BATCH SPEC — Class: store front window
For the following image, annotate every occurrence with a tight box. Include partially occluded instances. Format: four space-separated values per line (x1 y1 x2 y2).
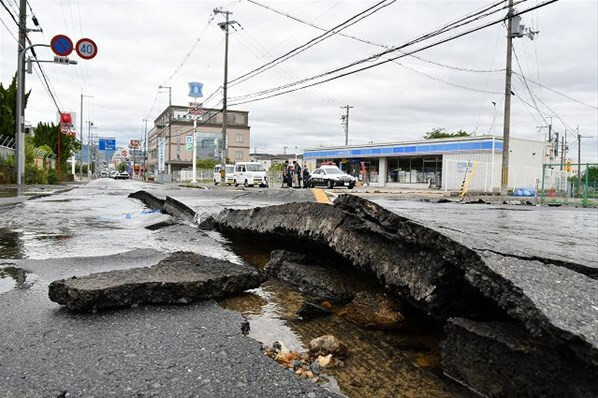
387 156 442 184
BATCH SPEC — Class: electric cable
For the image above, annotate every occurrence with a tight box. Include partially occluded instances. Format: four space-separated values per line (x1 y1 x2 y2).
228 0 557 106
229 0 525 102
512 72 598 110
228 0 397 88
246 0 506 74
0 0 19 27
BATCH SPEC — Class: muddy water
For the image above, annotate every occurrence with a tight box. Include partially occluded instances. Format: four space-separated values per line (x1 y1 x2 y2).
219 244 472 398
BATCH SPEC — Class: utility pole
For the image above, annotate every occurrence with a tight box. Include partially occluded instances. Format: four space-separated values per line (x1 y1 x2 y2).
158 85 172 175
80 92 93 181
561 136 567 170
191 119 197 184
214 8 235 165
15 0 27 186
341 105 353 146
577 127 581 195
143 119 148 181
500 0 514 195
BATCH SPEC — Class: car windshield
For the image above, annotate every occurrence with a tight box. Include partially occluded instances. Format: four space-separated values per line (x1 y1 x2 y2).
246 164 264 172
323 167 343 174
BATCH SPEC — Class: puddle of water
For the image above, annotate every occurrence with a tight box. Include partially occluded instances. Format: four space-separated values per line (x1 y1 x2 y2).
220 244 471 398
0 266 37 294
0 228 24 259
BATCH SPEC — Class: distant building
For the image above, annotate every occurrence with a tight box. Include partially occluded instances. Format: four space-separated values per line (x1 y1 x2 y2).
304 135 550 191
147 106 250 174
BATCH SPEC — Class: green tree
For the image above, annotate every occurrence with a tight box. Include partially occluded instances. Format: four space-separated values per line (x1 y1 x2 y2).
269 163 284 172
583 166 598 182
32 122 80 171
0 73 31 138
117 162 127 172
196 159 218 169
423 128 471 140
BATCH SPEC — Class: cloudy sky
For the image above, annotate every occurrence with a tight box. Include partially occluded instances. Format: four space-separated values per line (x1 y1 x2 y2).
1 0 596 161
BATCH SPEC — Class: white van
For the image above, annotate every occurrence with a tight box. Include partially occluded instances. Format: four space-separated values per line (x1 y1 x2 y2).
213 164 235 185
234 162 268 187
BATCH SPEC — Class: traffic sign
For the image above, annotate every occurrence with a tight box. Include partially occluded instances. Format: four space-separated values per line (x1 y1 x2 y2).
99 138 116 151
186 135 193 150
50 35 73 57
75 38 98 60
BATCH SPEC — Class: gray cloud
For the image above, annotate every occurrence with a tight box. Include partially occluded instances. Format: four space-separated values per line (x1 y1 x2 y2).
1 0 596 161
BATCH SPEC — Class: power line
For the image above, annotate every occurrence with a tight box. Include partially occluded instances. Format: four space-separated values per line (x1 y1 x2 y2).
230 0 519 102
512 71 598 110
0 14 19 44
160 11 217 87
0 0 19 27
392 61 503 95
246 0 506 74
512 45 548 125
229 0 397 87
229 0 556 106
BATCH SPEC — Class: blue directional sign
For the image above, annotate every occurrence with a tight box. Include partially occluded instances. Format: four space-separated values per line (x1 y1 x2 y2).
50 35 73 57
99 138 116 151
188 82 203 98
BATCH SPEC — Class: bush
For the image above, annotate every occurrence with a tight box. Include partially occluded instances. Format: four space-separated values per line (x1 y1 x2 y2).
48 168 57 184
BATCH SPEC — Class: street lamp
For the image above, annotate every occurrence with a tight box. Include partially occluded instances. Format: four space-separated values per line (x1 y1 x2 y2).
80 92 93 181
86 121 94 179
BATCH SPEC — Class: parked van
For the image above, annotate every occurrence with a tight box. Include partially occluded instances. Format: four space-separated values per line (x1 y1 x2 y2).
233 162 268 187
213 164 235 185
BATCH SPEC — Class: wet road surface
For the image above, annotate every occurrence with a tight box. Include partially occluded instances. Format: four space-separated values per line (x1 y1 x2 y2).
0 180 338 398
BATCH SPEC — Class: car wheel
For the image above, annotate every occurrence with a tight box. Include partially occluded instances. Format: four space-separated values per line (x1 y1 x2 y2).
348 184 355 190
244 180 249 187
327 180 334 189
214 179 218 185
234 180 239 187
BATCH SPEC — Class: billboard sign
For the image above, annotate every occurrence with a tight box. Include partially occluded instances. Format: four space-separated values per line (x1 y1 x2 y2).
158 138 166 172
57 111 76 136
129 139 140 149
98 137 116 151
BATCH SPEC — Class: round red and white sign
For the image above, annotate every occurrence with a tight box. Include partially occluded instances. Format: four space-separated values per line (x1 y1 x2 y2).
75 38 98 60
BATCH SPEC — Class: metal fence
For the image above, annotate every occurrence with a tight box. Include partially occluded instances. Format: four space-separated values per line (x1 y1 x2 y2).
540 163 597 207
442 159 542 193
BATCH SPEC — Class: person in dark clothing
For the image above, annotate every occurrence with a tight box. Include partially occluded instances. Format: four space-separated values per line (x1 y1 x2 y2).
302 164 310 188
281 161 290 188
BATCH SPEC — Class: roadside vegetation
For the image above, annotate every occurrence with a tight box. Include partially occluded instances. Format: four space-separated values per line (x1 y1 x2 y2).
1 74 79 185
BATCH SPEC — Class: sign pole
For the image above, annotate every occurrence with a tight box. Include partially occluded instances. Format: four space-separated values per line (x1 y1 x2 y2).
192 118 197 183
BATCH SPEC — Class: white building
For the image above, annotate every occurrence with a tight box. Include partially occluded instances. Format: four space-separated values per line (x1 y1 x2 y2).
304 135 552 192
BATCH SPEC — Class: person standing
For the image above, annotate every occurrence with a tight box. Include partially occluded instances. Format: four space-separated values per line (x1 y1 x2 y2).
302 164 310 188
292 161 299 188
281 161 289 188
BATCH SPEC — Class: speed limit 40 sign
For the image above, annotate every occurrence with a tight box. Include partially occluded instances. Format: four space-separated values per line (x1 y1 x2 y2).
75 38 98 60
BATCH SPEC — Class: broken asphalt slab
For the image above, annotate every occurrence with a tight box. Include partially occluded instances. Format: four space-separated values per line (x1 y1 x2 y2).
203 193 598 396
49 251 266 312
1 250 340 398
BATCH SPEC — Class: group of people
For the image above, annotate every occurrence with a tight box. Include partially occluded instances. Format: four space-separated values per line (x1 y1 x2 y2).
281 160 310 188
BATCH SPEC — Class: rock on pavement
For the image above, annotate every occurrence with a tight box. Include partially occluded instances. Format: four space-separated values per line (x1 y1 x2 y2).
48 252 266 312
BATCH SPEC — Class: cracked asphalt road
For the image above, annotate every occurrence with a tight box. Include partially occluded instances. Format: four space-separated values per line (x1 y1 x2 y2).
0 180 338 398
